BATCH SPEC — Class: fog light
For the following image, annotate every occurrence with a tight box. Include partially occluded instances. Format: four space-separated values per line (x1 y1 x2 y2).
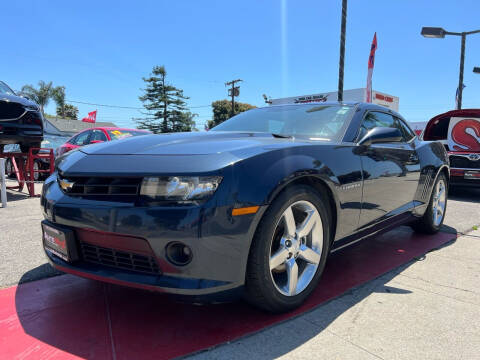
165 242 193 266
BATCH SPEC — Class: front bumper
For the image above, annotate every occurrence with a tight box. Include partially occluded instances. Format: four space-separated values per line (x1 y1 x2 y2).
0 123 43 145
41 174 266 297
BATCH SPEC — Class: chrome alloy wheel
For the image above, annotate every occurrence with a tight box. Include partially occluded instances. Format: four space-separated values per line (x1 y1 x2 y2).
432 179 446 226
269 200 323 296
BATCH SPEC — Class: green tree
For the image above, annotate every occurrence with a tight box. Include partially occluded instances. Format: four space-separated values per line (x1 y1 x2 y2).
206 99 256 130
21 81 55 115
136 65 193 133
52 86 66 116
57 104 79 120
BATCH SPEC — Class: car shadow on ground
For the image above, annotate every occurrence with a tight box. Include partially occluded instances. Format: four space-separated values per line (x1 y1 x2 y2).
11 226 457 360
17 263 62 284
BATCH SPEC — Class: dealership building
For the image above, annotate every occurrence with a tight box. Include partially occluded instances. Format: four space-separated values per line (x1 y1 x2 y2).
270 88 399 112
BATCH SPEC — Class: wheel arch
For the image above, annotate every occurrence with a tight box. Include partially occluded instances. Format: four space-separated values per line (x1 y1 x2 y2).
262 174 339 245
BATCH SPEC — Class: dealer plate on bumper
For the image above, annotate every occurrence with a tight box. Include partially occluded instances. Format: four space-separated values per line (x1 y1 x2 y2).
41 221 79 262
464 171 480 180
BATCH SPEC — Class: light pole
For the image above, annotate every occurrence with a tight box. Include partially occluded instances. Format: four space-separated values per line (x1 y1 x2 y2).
421 27 480 109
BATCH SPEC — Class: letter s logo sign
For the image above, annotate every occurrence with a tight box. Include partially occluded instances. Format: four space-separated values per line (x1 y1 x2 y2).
451 119 480 151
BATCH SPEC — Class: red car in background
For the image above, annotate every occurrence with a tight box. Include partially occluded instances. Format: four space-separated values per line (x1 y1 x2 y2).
57 127 151 157
423 109 480 187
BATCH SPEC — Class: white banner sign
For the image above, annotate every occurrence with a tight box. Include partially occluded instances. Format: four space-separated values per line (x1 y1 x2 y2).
447 117 480 152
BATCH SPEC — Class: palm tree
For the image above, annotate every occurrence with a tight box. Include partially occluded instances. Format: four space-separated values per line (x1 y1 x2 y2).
21 81 55 115
52 86 66 118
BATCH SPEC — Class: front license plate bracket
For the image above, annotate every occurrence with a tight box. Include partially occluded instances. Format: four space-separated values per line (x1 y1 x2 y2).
41 221 79 262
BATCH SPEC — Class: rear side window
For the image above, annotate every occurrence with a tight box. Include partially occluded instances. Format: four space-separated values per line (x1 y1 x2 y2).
425 117 450 140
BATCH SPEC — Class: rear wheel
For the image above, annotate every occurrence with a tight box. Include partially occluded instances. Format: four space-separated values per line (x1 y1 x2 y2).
244 185 331 313
411 173 448 234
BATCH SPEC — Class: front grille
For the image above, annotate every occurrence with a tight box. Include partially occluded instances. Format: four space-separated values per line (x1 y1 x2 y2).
0 101 25 119
59 176 142 201
449 155 480 169
80 241 161 275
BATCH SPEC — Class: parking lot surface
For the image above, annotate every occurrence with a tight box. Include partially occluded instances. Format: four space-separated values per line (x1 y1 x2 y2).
0 183 479 359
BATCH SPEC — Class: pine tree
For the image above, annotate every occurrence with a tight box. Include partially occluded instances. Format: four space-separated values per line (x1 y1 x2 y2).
136 65 194 133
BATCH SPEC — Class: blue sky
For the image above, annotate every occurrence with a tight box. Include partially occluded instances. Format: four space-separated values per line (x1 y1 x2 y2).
2 0 480 129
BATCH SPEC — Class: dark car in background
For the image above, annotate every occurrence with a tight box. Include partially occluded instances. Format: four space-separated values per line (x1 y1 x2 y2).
0 81 43 153
56 127 151 156
41 103 449 312
423 109 480 187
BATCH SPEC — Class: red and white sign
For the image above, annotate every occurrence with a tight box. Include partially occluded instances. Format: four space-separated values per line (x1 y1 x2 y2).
448 117 480 152
82 110 97 123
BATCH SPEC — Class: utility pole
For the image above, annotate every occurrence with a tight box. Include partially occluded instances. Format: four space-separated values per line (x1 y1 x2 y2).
225 79 242 117
337 0 348 101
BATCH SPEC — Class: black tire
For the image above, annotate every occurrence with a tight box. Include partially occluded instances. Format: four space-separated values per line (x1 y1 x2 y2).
244 184 331 313
20 142 41 154
411 172 448 234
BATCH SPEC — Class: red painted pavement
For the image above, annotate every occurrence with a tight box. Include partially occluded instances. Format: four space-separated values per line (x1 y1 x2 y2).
0 227 455 359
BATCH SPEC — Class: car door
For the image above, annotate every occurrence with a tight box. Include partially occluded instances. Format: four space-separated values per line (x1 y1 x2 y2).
356 111 421 229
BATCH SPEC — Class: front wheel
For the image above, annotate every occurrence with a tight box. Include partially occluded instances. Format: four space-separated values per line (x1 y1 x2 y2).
411 173 448 234
244 185 331 313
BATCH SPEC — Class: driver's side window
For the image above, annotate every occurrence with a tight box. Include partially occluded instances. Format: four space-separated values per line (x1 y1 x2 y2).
358 111 398 141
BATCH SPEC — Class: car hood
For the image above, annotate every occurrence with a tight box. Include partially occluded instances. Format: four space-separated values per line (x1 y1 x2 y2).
79 131 314 156
0 93 39 109
59 132 325 175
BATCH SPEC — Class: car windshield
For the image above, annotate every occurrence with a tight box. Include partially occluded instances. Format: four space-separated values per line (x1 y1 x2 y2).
107 129 150 140
211 104 355 140
0 81 16 95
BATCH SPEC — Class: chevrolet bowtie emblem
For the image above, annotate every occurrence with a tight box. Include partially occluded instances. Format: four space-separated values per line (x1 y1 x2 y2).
59 179 75 191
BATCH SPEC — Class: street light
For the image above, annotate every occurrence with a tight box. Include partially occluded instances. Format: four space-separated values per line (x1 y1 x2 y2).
421 27 480 109
473 67 480 74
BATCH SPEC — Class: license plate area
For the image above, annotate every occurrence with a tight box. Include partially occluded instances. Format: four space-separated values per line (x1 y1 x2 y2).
464 171 480 180
42 221 79 262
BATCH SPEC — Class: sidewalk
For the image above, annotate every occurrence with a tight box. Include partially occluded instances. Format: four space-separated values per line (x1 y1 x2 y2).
190 230 480 360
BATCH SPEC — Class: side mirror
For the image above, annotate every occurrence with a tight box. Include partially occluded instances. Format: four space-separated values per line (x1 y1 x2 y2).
90 140 104 144
358 127 403 146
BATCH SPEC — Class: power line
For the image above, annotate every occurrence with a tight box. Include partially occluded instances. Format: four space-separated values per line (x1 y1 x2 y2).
67 100 143 110
67 99 212 110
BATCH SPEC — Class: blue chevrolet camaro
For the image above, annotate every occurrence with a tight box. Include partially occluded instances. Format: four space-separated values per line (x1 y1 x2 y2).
41 102 449 312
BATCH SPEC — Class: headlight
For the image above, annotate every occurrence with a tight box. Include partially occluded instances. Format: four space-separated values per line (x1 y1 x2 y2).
140 176 222 201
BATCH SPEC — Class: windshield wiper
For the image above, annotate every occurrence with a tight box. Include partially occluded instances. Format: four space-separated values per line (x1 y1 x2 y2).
271 133 293 139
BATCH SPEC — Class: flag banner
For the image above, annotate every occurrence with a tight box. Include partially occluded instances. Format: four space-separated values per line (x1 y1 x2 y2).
366 32 377 103
448 117 480 152
82 110 97 123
